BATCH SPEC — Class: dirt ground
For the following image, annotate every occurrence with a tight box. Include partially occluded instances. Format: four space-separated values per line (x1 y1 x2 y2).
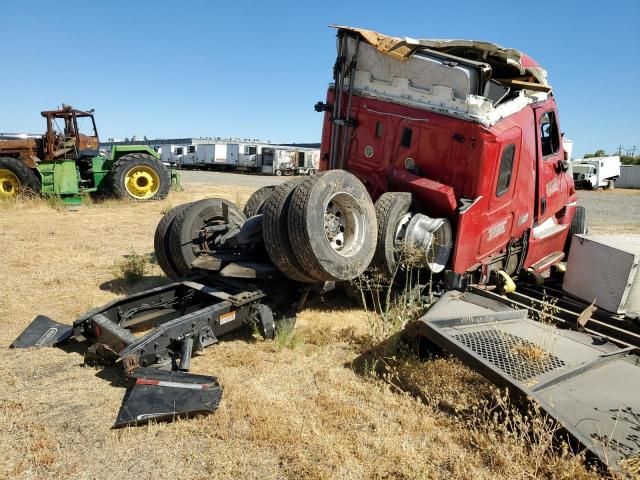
1 185 637 479
577 188 640 233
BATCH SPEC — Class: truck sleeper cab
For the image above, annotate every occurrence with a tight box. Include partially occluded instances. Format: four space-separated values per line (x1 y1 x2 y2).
318 27 576 283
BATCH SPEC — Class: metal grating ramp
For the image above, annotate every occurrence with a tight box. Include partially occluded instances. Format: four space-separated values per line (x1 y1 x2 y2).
404 290 640 474
453 330 565 381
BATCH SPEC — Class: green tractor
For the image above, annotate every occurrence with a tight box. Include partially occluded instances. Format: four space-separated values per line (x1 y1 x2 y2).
0 105 174 203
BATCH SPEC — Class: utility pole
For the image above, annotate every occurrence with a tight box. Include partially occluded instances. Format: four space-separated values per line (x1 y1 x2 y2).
617 144 624 156
631 145 637 157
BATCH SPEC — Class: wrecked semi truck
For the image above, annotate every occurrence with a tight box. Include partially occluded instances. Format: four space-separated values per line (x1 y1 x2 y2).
314 26 580 286
12 24 583 425
11 26 640 474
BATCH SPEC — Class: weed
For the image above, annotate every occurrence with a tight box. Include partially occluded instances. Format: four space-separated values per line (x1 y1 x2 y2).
113 250 149 284
234 189 243 211
620 453 640 476
45 195 67 211
160 202 174 215
355 242 433 341
273 321 300 351
510 343 550 362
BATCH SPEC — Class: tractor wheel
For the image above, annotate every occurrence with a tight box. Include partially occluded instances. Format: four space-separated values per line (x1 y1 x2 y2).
565 205 588 257
111 153 170 201
0 157 40 199
287 170 377 282
243 185 276 217
371 192 414 280
168 198 246 276
154 203 193 279
262 178 317 282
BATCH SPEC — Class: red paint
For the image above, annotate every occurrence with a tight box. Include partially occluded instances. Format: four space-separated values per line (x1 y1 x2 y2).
320 88 575 276
136 378 160 385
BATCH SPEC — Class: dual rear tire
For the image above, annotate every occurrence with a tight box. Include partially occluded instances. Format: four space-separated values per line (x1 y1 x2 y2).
154 199 246 279
154 170 379 283
285 170 377 282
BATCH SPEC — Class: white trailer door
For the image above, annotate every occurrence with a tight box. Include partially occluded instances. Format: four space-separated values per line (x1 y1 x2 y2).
227 144 239 165
199 144 215 164
215 144 227 164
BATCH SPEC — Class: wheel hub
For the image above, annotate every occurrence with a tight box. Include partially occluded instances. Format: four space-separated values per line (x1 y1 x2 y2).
0 169 20 199
125 166 160 199
323 194 365 256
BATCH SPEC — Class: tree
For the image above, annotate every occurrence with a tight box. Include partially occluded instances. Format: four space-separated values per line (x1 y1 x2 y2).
584 149 606 158
620 155 640 165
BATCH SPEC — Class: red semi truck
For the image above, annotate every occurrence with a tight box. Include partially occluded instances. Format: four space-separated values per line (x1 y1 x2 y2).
316 26 581 287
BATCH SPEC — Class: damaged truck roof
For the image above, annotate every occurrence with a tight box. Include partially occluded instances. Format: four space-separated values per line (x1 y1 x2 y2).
332 25 552 126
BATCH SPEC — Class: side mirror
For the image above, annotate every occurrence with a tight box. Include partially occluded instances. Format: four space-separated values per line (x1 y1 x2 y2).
556 160 570 173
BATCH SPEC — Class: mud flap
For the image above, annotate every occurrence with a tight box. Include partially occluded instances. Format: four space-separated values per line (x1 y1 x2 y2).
114 367 222 428
10 315 74 348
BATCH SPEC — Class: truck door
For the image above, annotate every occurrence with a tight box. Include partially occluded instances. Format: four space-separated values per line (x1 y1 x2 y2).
534 104 568 222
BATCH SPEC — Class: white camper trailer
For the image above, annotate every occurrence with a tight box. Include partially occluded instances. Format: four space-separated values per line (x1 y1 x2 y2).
572 156 621 190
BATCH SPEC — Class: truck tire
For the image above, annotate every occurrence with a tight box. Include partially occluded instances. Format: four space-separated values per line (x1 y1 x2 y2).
0 157 40 199
565 205 587 256
154 203 193 279
168 198 246 276
243 185 276 217
372 192 414 280
262 179 318 282
111 153 171 201
288 170 377 282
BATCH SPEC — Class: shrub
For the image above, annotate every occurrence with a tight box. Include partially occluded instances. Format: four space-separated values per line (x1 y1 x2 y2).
113 250 149 284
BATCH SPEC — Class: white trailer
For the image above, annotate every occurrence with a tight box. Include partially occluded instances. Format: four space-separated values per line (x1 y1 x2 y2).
260 147 320 175
238 144 260 170
221 144 239 167
273 149 298 176
168 145 189 167
260 147 276 174
572 156 621 190
181 144 212 167
297 150 320 175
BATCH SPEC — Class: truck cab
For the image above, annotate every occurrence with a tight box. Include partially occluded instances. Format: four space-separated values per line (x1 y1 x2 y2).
318 27 577 283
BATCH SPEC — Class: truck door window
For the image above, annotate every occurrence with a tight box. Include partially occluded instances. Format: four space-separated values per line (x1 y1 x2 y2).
175 147 183 155
401 127 412 148
188 145 196 153
496 144 516 196
540 111 560 157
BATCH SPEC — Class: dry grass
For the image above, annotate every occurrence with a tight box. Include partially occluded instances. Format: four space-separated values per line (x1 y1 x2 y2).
510 343 549 362
0 184 607 479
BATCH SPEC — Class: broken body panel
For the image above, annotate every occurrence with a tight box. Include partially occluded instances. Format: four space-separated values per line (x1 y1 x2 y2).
319 27 576 281
404 289 640 473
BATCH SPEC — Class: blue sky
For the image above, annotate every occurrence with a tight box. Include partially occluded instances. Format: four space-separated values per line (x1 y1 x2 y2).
1 0 638 157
